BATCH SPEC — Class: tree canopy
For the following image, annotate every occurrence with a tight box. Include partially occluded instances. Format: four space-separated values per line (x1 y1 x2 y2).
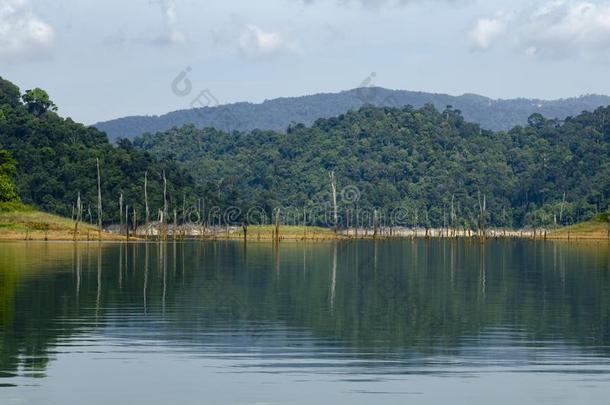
2 75 609 229
21 88 58 116
135 104 610 228
0 77 205 224
0 149 19 203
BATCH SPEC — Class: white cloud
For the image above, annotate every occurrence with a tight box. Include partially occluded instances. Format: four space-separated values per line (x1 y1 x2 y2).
213 18 298 59
470 1 610 59
238 25 297 57
469 13 508 50
152 0 185 46
0 0 54 59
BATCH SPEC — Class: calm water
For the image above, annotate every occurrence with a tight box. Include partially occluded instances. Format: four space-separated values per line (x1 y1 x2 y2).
0 240 609 404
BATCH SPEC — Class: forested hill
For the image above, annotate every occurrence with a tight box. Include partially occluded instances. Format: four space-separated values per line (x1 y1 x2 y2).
94 87 610 140
0 77 203 223
134 105 610 229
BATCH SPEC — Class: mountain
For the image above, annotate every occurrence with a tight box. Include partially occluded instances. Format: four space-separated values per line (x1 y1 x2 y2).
133 104 610 229
94 87 610 140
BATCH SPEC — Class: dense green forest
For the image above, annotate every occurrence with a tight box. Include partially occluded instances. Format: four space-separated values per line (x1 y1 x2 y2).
134 104 610 228
0 77 205 224
0 149 20 206
95 87 610 141
2 75 609 230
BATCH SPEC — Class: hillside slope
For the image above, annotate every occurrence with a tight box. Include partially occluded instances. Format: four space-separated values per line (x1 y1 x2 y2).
0 205 125 241
94 87 610 140
134 104 610 229
0 76 203 224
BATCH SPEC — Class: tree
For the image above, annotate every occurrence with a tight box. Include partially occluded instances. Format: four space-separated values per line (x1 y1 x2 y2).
0 77 21 107
0 150 20 203
527 113 545 129
21 88 57 116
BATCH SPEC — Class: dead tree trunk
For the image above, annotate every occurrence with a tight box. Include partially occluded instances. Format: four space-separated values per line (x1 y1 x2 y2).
443 205 447 238
414 208 419 239
125 204 129 241
173 208 178 240
303 207 307 239
158 209 163 238
144 171 150 240
242 221 248 241
182 193 187 238
274 208 281 242
329 171 338 233
559 192 566 226
373 209 379 239
73 192 82 241
163 171 168 240
451 195 456 237
96 158 103 240
355 205 359 237
119 193 124 236
478 189 486 242
346 209 350 236
202 198 206 239
425 210 429 239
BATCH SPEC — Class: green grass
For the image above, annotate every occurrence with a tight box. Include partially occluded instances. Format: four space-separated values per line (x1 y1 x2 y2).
549 214 610 240
0 203 123 241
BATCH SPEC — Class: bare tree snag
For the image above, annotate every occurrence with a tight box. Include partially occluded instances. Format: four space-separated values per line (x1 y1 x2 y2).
559 192 566 225
163 171 168 240
144 171 150 240
329 171 338 233
451 195 456 237
173 208 177 240
119 193 124 236
274 208 281 242
125 204 129 241
73 192 81 241
478 188 487 242
373 209 379 239
96 158 102 240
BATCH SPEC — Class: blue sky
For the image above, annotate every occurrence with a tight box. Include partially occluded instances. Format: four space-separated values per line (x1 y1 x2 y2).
2 0 610 124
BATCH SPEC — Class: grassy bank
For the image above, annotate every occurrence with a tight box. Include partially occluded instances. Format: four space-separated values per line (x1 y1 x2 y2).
0 204 126 241
548 215 610 241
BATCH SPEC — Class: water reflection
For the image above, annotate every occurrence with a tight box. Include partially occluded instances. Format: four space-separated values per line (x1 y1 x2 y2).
0 240 609 399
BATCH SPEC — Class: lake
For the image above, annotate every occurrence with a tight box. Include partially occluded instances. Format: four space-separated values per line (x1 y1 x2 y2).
0 239 609 404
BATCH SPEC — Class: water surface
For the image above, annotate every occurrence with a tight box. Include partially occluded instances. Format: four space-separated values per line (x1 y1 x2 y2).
0 240 609 404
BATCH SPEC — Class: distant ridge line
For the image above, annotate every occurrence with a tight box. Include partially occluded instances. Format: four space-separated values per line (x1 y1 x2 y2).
92 87 610 140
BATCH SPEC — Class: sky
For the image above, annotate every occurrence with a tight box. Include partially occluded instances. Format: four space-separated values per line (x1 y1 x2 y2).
2 0 610 124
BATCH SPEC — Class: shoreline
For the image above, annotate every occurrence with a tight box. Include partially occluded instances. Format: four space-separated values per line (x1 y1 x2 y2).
1 213 608 242
1 231 608 242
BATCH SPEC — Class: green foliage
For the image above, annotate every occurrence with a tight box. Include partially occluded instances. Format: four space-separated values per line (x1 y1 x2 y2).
135 104 610 228
21 88 58 116
0 78 203 224
0 201 28 213
592 212 610 223
0 77 21 108
0 150 20 203
2 75 609 229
